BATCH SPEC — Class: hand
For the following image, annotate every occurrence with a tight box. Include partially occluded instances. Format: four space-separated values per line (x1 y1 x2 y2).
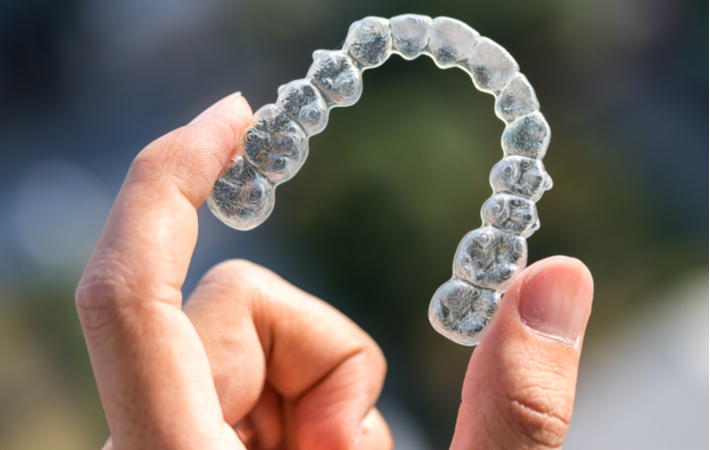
76 93 593 450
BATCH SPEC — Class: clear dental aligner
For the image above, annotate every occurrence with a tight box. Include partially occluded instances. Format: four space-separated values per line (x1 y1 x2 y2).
207 15 553 346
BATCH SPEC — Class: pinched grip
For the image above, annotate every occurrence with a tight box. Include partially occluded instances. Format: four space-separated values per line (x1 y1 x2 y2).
207 14 553 346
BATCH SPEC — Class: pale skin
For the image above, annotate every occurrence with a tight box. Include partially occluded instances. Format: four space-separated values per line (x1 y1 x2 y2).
76 92 594 450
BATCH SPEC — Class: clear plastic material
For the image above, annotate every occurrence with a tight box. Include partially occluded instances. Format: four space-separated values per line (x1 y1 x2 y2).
481 193 540 238
453 227 528 291
207 156 275 231
389 14 432 60
306 50 363 106
460 37 519 94
426 17 479 68
207 14 553 346
490 156 552 202
495 73 540 122
243 104 308 184
344 16 393 69
276 79 329 136
502 111 551 159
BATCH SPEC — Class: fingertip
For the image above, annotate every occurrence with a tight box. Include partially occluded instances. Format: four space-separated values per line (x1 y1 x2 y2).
189 92 249 125
479 256 594 348
131 92 254 209
182 91 253 164
518 256 594 346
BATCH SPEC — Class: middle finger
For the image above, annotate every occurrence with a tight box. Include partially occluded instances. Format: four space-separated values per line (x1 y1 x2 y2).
184 259 388 450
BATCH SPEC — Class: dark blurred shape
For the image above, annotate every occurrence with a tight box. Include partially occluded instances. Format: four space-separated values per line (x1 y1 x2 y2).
0 0 84 110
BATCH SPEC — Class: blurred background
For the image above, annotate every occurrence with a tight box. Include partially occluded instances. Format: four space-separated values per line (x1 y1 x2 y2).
0 0 707 448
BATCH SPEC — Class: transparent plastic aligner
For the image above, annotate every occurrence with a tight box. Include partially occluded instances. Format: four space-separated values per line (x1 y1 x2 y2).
481 193 539 238
453 226 528 291
426 17 479 68
243 104 308 184
276 79 329 136
460 37 519 94
501 111 551 159
307 50 363 107
344 16 393 69
495 73 540 122
207 156 275 231
490 155 553 202
389 14 432 60
428 278 501 346
204 15 554 347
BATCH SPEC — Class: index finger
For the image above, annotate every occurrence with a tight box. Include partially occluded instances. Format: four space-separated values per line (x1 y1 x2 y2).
86 92 251 310
76 93 252 449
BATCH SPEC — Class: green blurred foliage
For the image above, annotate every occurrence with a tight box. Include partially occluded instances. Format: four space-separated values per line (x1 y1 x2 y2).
0 285 107 449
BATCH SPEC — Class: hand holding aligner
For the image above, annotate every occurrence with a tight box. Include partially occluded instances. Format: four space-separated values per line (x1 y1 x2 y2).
208 15 553 346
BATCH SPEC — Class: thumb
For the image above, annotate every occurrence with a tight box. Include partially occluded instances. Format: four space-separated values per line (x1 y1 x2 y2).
451 256 593 450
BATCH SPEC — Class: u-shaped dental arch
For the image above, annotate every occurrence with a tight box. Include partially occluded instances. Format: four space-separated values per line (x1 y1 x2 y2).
207 14 553 346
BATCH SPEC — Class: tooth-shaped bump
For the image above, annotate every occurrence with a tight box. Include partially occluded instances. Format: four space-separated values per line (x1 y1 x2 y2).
489 156 552 201
207 156 275 231
307 50 363 107
460 37 519 94
453 227 527 291
501 111 551 159
344 16 392 69
429 278 498 346
276 79 329 136
243 104 308 184
495 73 540 122
389 14 432 60
426 17 479 68
481 193 539 238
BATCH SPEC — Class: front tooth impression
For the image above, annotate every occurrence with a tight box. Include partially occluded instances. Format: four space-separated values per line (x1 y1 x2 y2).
453 227 528 291
243 104 309 184
490 155 552 202
276 79 329 136
426 17 479 68
307 50 363 107
481 193 539 238
207 156 275 231
460 37 519 94
344 16 393 69
389 14 432 60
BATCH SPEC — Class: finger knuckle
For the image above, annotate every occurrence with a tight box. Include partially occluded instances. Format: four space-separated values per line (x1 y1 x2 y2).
500 386 572 449
75 253 179 335
75 256 135 334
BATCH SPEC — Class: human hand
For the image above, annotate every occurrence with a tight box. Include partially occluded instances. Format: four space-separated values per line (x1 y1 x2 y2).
75 93 593 450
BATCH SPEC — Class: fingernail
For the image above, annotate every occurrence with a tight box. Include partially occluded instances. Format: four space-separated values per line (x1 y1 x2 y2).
189 92 242 124
519 258 593 345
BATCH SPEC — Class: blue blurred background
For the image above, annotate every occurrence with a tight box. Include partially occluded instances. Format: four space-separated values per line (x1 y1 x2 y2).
0 0 707 448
